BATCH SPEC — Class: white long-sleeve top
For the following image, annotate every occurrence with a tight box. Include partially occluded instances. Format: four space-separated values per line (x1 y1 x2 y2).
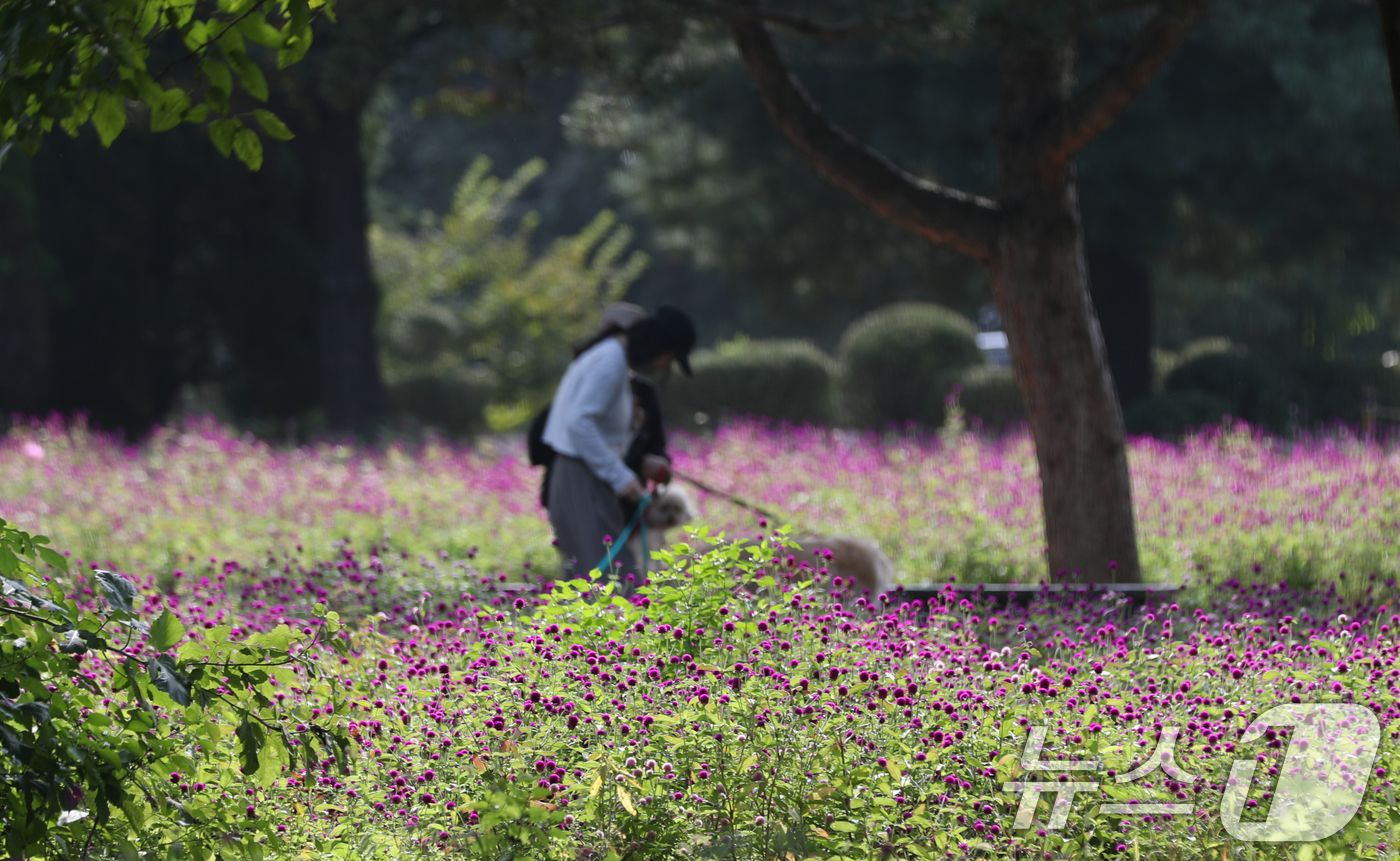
542 337 637 493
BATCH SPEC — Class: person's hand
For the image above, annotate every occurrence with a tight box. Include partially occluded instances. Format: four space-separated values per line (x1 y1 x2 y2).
641 455 672 484
618 478 646 503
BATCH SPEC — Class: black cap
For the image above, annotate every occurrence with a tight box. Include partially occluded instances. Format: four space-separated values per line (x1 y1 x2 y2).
652 306 696 376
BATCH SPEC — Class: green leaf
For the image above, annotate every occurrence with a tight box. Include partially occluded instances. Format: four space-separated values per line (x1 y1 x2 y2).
96 570 137 614
277 31 313 70
216 20 246 56
251 109 293 140
124 655 156 720
36 546 68 571
287 0 311 35
232 127 263 170
58 629 87 655
149 656 192 706
201 59 233 97
229 52 268 102
237 13 286 48
93 93 127 147
251 624 294 651
206 86 231 115
256 732 284 785
236 716 265 776
149 610 187 652
209 118 239 157
149 88 191 133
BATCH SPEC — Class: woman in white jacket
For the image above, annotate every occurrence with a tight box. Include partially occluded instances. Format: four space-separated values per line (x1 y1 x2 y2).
542 306 695 591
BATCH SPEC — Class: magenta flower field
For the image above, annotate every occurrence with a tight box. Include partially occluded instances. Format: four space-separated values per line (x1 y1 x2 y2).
2 416 1396 587
3 416 1400 859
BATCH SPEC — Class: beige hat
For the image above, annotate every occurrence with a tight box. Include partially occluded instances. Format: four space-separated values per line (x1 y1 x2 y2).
599 302 647 331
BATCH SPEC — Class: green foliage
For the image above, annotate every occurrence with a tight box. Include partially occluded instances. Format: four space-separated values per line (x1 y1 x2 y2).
1138 344 1400 436
385 365 499 437
1123 390 1235 438
1151 337 1245 393
548 0 1400 370
371 156 648 433
1164 353 1298 433
658 337 838 432
562 30 992 345
838 302 984 429
954 365 1025 431
0 0 333 169
1292 362 1400 425
0 517 351 859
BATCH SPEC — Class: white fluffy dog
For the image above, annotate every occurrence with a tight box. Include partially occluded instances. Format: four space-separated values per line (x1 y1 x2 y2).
636 483 896 597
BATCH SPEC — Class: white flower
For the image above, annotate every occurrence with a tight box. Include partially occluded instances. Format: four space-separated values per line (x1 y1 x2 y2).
57 810 88 826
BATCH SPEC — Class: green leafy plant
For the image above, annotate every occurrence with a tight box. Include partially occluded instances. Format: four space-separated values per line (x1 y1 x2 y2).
0 0 331 168
371 155 648 432
0 517 352 860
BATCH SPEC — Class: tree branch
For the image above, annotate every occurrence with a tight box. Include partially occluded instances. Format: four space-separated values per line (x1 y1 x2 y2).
1036 0 1207 176
726 13 1000 265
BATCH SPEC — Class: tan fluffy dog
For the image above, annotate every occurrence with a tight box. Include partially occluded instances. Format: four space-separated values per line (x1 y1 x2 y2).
637 484 896 597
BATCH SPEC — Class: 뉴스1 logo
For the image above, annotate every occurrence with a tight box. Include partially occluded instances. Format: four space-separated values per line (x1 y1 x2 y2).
1003 703 1381 843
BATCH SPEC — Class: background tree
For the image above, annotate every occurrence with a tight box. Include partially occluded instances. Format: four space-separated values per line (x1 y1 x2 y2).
372 155 648 433
521 0 1209 584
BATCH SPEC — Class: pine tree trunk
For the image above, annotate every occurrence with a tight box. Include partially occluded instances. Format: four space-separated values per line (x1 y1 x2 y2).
994 42 1142 584
303 99 388 435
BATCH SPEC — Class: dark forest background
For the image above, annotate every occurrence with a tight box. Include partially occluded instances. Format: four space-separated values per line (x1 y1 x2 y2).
2 0 1397 439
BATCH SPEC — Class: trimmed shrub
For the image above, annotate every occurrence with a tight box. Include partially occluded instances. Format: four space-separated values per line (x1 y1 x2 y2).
1123 390 1235 437
955 365 1025 430
1151 337 1244 393
838 302 983 428
386 365 497 436
1164 353 1297 432
659 338 837 431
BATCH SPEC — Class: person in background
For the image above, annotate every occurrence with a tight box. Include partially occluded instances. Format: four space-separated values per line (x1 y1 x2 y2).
538 306 695 590
530 304 671 517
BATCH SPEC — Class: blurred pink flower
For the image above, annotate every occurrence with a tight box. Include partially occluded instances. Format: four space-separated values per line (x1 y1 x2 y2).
22 442 44 460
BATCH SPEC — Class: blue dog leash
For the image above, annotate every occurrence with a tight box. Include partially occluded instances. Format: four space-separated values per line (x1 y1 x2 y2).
595 493 651 576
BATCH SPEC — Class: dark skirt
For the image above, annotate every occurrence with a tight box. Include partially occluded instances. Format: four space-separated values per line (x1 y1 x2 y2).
547 454 639 591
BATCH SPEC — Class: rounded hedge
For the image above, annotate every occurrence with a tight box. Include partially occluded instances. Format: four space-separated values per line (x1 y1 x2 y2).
1164 353 1297 433
955 365 1025 430
1123 390 1235 437
659 339 838 431
837 302 983 428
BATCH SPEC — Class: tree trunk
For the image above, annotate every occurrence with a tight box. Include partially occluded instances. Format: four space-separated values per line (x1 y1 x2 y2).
994 43 1142 584
302 98 388 435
